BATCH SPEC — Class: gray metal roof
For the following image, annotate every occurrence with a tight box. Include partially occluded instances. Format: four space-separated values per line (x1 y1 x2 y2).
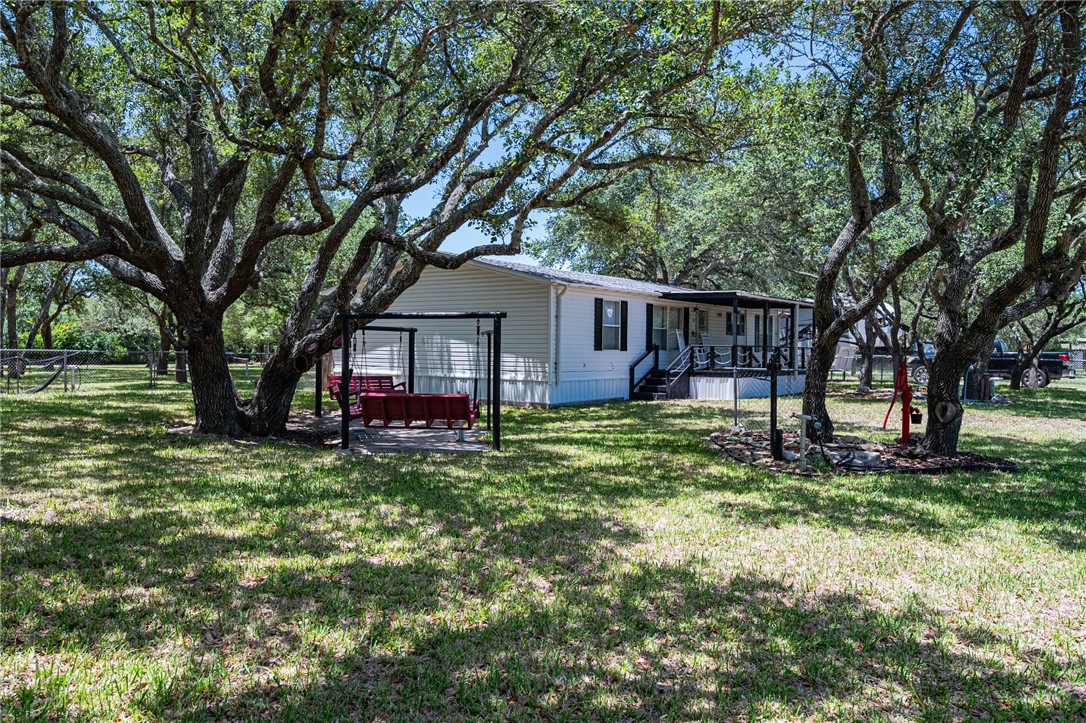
471 257 692 296
472 257 812 307
661 290 814 309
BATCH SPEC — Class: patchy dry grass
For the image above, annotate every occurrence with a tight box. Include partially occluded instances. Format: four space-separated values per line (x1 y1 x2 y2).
1 373 1084 721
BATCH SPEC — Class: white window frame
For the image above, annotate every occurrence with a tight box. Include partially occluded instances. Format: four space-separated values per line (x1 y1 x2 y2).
696 309 709 337
725 311 746 339
652 305 668 351
601 299 621 350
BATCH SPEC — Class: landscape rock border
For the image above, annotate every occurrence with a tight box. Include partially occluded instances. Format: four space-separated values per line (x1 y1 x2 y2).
709 430 1019 476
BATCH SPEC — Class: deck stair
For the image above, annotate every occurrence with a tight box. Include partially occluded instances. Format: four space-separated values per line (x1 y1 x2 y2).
632 369 670 400
630 346 693 401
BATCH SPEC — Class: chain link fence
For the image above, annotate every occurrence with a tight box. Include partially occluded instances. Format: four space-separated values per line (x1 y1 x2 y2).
0 348 293 395
727 368 807 438
1063 348 1084 376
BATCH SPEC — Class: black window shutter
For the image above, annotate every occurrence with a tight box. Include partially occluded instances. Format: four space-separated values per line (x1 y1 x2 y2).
683 308 690 345
620 301 628 351
593 298 603 351
645 303 654 350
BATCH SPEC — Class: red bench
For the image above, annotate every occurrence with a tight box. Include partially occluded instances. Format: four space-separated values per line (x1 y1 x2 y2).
327 374 407 395
403 394 480 430
328 385 479 438
328 382 365 421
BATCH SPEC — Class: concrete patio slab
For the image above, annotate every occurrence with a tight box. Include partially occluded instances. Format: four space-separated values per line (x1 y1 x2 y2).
338 423 490 454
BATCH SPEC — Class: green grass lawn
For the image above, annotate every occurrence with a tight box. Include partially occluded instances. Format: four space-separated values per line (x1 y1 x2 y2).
2 374 1084 721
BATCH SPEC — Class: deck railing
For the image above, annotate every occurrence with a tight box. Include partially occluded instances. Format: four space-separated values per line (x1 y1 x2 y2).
628 344 660 398
665 346 693 399
690 344 810 372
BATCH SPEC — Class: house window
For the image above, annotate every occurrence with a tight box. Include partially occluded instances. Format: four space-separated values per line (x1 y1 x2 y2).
724 312 745 339
602 300 621 350
653 306 683 351
696 310 709 338
652 306 668 350
668 307 681 350
594 298 627 351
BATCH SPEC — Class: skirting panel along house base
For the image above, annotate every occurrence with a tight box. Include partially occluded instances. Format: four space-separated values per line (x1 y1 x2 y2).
690 374 806 401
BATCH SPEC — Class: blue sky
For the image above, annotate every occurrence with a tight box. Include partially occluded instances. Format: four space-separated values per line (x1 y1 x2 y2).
400 187 547 266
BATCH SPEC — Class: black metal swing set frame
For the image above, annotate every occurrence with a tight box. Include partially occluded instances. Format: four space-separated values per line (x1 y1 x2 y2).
331 311 506 451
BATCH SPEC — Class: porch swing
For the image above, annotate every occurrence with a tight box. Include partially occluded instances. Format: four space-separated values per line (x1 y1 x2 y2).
331 313 500 446
355 326 408 393
327 324 411 398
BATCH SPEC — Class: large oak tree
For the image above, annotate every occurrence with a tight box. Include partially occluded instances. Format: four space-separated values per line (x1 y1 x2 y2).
1 0 779 435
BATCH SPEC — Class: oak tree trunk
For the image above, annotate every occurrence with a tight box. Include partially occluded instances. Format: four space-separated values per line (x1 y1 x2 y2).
181 324 244 435
801 335 838 440
242 349 310 436
4 299 14 349
857 341 874 390
922 354 967 454
1008 362 1026 389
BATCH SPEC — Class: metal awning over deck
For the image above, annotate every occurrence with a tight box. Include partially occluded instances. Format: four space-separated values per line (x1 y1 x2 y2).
659 290 812 310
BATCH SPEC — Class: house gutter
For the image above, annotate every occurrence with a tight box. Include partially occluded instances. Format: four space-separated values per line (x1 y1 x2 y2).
553 283 568 385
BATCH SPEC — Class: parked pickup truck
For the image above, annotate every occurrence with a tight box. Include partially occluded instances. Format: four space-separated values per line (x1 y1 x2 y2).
909 339 1071 387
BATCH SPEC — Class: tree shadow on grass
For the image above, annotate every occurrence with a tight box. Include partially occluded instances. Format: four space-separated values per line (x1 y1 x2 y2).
8 394 1084 554
4 393 1085 719
706 432 1086 550
194 571 1082 721
993 384 1086 422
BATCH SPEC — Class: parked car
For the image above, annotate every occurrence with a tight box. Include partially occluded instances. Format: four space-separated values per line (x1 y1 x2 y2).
909 339 1071 387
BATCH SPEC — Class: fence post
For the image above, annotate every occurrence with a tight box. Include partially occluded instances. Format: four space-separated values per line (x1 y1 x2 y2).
175 351 187 383
769 350 784 460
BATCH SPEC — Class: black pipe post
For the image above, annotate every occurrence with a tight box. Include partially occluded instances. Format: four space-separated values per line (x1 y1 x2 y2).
492 317 502 451
732 296 740 426
340 317 351 450
769 350 784 460
482 330 492 430
408 329 416 393
314 355 322 417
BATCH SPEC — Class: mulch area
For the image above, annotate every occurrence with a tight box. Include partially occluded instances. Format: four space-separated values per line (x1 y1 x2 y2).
708 429 1018 476
167 412 340 448
168 412 489 454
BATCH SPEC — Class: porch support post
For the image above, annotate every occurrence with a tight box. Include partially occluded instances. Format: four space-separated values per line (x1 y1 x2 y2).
762 300 770 361
731 297 739 366
791 304 799 371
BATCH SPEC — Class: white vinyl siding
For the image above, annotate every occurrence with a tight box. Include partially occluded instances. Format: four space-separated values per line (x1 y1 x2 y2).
343 263 552 404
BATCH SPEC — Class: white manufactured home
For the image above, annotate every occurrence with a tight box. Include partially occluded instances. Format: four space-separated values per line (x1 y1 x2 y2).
339 258 814 406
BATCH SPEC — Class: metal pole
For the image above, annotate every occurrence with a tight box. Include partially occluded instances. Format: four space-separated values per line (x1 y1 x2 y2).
314 355 322 417
493 317 502 451
484 331 492 430
769 352 783 460
340 318 351 450
408 330 416 393
732 297 740 426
